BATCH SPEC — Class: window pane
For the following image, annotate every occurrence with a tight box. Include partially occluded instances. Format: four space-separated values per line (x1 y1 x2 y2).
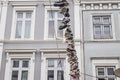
103 17 110 24
94 25 101 39
58 12 63 18
21 71 28 80
26 12 32 18
11 71 18 80
98 78 105 80
57 71 64 80
24 21 31 38
22 61 29 68
93 17 100 23
107 68 114 75
108 78 115 80
48 20 54 38
104 26 110 34
97 67 104 75
15 21 22 38
57 59 64 68
57 20 63 38
17 12 23 18
13 60 19 68
48 70 54 80
95 26 101 34
48 11 55 19
48 59 54 67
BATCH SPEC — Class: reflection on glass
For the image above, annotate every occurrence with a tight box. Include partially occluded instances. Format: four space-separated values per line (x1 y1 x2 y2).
21 71 28 80
48 70 54 80
13 60 19 68
17 12 23 18
15 21 22 38
48 21 54 38
26 12 32 18
93 17 100 23
103 17 110 23
57 59 64 68
48 59 54 67
104 26 110 35
48 11 55 19
98 68 104 75
57 71 64 80
57 12 63 18
11 71 18 80
107 68 114 75
57 20 63 38
24 21 31 38
22 61 29 68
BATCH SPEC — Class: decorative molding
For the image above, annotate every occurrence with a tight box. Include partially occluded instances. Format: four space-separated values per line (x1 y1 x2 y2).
91 57 120 60
81 2 120 10
40 48 66 52
5 49 37 52
11 2 38 6
1 1 8 6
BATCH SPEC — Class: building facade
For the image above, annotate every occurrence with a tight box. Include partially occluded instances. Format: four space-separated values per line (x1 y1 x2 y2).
0 0 120 80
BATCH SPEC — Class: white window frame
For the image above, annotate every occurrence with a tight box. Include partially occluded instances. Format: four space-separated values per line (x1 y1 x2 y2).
44 6 65 40
4 49 36 80
40 49 70 80
96 66 115 80
93 15 112 39
92 58 120 80
11 6 36 40
11 59 30 80
90 13 116 41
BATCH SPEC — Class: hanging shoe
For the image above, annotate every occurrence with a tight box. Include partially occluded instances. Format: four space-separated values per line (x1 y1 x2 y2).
59 24 70 30
54 1 69 7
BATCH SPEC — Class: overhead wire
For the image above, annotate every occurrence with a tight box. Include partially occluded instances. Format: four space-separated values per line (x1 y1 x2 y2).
48 0 66 80
48 0 61 59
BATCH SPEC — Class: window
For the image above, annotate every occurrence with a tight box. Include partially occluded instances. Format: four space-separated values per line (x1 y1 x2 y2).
15 11 32 39
92 59 119 80
4 50 35 80
47 59 65 80
11 59 29 80
96 66 115 80
93 16 113 39
11 7 35 40
47 10 64 39
40 50 70 80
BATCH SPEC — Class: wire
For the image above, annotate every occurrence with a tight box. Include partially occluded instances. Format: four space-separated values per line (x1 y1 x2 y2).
48 0 61 60
80 72 99 78
48 0 65 80
48 0 63 69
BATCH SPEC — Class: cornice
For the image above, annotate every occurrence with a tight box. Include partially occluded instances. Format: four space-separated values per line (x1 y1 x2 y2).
80 2 120 10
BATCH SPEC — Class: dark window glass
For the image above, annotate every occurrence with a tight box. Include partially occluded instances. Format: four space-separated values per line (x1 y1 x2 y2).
107 68 114 75
48 70 54 80
57 71 64 80
21 71 28 80
22 61 29 68
11 71 18 80
13 61 19 68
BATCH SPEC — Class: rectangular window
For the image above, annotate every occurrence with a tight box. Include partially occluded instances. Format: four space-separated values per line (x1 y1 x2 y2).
96 66 115 80
48 10 63 39
15 11 32 39
47 59 65 80
11 59 29 80
93 16 112 39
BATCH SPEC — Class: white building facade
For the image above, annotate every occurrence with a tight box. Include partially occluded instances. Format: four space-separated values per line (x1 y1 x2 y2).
0 0 120 80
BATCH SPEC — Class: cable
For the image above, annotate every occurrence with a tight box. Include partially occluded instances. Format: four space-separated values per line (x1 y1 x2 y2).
80 72 98 78
48 0 62 63
48 0 65 80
